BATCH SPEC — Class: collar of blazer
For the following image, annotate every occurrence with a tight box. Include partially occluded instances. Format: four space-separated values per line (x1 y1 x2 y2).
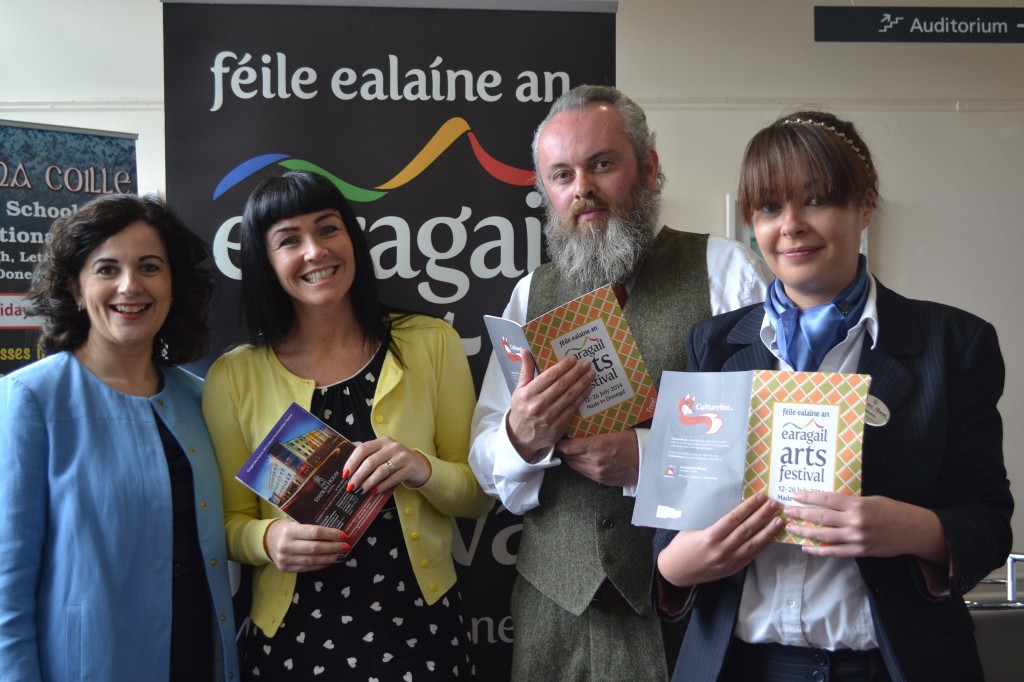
721 279 920 416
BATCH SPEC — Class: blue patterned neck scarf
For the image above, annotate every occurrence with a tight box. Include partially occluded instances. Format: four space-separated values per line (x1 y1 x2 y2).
764 255 869 371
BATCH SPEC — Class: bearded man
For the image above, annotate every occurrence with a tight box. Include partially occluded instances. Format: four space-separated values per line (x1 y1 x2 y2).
469 85 772 681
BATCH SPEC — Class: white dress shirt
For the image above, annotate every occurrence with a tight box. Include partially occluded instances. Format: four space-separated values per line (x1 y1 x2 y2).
735 275 881 650
468 230 773 515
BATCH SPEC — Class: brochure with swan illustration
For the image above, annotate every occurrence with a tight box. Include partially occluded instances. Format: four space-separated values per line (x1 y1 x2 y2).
633 370 870 544
483 284 657 439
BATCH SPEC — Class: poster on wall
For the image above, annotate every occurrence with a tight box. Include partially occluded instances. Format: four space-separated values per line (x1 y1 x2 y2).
0 121 137 377
163 2 615 677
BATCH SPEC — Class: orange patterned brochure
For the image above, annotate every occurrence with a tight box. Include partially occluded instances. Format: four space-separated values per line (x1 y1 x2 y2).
483 284 658 439
633 370 870 545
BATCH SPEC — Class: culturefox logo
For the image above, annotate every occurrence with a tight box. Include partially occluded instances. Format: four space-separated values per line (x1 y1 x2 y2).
677 394 724 435
501 337 523 363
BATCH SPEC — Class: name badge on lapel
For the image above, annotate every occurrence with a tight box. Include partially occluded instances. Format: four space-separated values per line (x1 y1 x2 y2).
865 394 890 427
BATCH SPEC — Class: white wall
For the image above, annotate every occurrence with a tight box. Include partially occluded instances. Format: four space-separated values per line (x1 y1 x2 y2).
616 0 1024 546
0 0 166 192
3 0 1022 545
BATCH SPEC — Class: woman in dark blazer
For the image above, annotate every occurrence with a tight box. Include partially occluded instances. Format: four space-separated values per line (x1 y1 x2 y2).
653 112 1012 681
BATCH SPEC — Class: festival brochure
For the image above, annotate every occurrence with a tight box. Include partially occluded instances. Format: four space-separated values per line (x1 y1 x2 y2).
483 284 658 439
235 402 392 555
632 369 871 544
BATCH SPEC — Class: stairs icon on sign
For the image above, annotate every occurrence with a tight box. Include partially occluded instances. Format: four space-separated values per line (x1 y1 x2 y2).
879 14 905 32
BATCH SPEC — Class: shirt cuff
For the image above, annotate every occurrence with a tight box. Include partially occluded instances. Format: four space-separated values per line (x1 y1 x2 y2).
654 569 694 620
493 410 561 481
622 427 648 497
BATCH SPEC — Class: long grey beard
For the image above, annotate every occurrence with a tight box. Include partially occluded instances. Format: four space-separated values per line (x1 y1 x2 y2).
543 188 660 291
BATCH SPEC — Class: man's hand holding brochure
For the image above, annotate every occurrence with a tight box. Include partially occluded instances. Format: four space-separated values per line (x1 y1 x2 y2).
483 283 657 439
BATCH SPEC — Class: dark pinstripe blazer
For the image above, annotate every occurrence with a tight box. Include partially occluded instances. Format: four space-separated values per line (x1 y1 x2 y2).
654 280 1013 682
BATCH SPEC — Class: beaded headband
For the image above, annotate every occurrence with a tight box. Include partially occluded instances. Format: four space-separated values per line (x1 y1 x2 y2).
781 117 870 168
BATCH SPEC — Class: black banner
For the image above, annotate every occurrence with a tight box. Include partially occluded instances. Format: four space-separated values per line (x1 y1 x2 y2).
163 4 614 678
815 6 1024 43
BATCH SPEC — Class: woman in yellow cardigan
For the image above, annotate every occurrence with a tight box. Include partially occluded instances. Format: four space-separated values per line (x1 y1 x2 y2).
203 170 492 681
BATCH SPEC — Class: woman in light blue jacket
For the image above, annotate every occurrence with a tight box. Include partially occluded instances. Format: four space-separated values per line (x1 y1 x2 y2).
0 195 238 681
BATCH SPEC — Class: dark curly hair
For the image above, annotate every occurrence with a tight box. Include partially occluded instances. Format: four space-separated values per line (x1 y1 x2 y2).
26 194 216 366
739 110 879 223
239 170 399 362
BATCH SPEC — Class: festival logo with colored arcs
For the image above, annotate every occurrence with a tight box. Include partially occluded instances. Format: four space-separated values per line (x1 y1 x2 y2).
211 117 534 202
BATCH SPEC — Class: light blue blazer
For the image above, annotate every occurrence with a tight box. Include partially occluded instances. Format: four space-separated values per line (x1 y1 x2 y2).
0 352 239 682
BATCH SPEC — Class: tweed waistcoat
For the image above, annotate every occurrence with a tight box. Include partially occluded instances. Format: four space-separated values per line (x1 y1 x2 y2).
517 228 711 616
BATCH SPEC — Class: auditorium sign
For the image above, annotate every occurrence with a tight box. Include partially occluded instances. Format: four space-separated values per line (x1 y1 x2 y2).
815 6 1024 42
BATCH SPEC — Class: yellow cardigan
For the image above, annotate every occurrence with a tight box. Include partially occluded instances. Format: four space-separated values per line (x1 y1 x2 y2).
202 314 492 637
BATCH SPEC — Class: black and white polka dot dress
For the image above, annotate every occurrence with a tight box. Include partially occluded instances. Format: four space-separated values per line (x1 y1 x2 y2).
243 338 476 681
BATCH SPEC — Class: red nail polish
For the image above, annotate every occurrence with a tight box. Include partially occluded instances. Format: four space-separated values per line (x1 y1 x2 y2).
339 532 349 541
346 482 354 493
343 468 350 479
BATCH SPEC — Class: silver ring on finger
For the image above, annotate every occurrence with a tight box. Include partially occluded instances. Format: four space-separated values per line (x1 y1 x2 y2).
385 459 397 476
